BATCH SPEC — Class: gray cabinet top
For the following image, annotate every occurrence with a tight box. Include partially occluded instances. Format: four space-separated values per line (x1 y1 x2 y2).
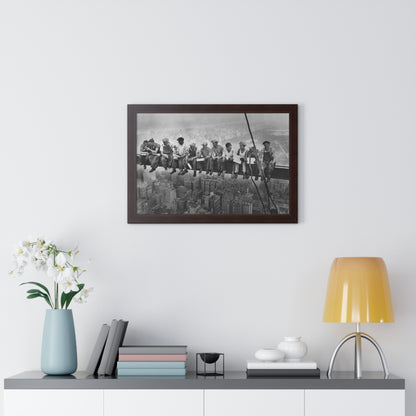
4 371 404 390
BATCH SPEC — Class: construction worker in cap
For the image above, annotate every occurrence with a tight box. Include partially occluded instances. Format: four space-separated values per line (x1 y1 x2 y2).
234 141 248 179
147 138 161 172
172 137 188 175
196 141 211 174
187 142 198 177
138 139 150 169
207 139 224 176
260 140 275 181
246 145 260 180
160 138 174 170
223 142 234 174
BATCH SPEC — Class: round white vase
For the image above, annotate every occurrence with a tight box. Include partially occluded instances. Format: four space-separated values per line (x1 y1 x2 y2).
277 337 307 362
255 348 285 362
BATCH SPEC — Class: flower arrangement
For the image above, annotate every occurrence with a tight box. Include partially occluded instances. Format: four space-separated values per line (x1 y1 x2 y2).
9 237 93 309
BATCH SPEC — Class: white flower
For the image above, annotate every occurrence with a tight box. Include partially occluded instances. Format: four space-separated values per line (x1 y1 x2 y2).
61 277 79 294
83 287 93 297
12 242 30 270
15 254 28 268
46 255 54 267
9 241 31 276
46 252 71 282
59 267 73 283
13 242 29 257
31 247 41 259
56 252 67 267
68 245 79 263
9 267 24 278
31 246 49 270
22 240 32 249
47 265 73 283
73 287 93 304
73 292 85 304
33 259 46 271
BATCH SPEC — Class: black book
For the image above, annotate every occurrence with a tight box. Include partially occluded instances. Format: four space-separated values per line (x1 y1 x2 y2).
105 320 129 376
86 324 110 375
247 368 321 378
97 319 119 376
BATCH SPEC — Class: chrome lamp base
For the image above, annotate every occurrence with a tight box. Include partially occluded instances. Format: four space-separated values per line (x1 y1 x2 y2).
327 324 390 379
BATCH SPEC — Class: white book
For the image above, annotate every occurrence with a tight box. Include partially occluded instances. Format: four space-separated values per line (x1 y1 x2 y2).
247 360 317 370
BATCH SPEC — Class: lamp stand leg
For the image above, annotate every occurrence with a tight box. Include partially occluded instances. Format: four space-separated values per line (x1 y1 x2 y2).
354 323 362 379
327 324 389 380
360 332 390 379
327 333 356 379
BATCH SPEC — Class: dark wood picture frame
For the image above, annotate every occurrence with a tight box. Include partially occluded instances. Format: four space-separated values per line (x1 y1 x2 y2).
128 104 298 223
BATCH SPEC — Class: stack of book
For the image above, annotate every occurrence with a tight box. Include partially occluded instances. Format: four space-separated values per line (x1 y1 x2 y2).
117 345 187 377
246 360 320 378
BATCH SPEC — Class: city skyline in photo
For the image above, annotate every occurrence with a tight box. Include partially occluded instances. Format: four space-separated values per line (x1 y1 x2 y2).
137 167 289 215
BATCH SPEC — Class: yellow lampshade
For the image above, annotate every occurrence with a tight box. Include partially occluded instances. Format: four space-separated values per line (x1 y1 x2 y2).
323 257 394 323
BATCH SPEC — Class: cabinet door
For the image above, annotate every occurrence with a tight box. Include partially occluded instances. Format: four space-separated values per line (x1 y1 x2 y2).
4 389 103 416
205 390 304 416
104 390 203 416
305 389 405 416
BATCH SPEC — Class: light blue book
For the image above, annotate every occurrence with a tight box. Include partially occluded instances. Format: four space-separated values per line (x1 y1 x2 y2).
117 361 186 369
117 368 186 376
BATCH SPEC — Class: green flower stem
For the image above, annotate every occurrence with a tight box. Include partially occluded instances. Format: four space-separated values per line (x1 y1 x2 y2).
54 282 58 309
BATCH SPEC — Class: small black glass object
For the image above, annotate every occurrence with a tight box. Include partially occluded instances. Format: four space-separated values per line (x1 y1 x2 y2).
196 353 224 376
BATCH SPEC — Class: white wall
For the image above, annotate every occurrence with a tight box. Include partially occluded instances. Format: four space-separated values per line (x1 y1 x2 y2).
1 0 415 413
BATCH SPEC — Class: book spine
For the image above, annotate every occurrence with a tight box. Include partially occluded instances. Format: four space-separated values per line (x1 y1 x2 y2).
118 354 187 362
119 347 187 354
117 368 186 376
117 361 186 369
120 321 128 347
246 369 321 377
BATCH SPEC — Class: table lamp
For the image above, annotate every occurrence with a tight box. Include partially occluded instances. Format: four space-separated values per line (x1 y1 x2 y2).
323 257 394 379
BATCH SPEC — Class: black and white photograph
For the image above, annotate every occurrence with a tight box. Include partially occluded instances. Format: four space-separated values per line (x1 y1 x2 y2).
128 105 297 223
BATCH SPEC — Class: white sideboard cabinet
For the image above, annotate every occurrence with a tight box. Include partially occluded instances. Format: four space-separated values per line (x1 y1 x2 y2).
205 389 304 416
104 390 203 416
4 371 405 416
305 389 405 416
4 389 103 416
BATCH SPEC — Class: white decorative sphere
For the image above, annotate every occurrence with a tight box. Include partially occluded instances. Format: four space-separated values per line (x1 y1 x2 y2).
254 348 285 362
277 336 308 362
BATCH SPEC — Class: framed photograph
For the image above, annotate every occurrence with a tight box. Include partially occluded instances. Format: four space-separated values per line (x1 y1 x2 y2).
128 105 298 223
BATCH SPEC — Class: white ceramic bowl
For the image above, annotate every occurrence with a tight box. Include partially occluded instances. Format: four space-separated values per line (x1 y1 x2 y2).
254 348 285 362
277 336 307 362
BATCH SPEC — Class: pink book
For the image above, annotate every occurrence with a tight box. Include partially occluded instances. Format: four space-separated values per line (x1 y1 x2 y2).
118 354 187 362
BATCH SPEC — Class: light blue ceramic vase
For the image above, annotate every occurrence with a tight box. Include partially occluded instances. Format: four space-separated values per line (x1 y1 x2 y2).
41 309 77 375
